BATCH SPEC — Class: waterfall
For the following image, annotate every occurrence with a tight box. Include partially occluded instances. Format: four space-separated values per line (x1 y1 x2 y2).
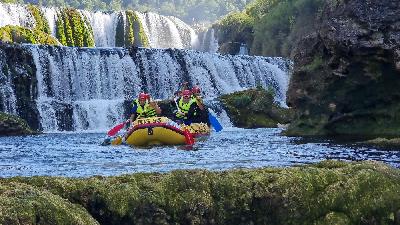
0 44 290 132
195 28 219 53
136 11 196 49
0 3 35 29
0 50 17 114
0 2 197 49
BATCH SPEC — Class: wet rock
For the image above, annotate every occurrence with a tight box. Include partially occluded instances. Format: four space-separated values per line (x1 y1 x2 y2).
0 112 37 136
1 161 399 224
220 88 294 128
286 0 400 137
0 43 41 131
0 182 98 225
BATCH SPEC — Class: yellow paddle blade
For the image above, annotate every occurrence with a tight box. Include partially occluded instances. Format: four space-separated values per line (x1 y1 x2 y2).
111 136 123 145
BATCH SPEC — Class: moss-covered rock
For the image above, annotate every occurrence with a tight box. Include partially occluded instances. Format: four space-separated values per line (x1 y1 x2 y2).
220 88 294 128
0 25 60 45
26 4 51 35
115 11 149 47
55 8 95 47
362 138 400 149
0 182 99 224
0 112 37 136
0 43 42 131
1 161 400 224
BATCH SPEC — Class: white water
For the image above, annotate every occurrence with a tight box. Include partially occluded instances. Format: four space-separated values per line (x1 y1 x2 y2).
196 28 219 53
0 54 17 115
0 2 198 49
20 45 290 132
0 3 35 29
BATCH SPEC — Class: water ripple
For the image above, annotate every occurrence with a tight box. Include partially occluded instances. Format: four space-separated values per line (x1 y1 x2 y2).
0 128 399 177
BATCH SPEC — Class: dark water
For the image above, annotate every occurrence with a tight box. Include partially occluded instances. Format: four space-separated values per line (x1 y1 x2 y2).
0 128 399 177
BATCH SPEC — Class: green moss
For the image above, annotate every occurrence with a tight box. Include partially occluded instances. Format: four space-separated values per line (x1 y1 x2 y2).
115 12 125 47
0 112 38 136
0 182 98 225
302 55 323 72
56 14 67 45
120 10 149 47
220 88 294 128
362 137 400 148
27 4 51 34
55 8 95 47
2 161 399 224
0 25 59 45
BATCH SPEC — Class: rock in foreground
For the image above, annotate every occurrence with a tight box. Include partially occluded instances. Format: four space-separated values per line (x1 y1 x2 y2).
1 161 399 224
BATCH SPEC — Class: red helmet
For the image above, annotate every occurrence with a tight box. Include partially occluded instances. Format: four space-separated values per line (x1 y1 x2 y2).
192 86 201 94
138 92 147 100
181 89 192 97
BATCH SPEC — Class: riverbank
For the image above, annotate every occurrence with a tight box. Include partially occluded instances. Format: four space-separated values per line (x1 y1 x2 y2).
1 160 399 224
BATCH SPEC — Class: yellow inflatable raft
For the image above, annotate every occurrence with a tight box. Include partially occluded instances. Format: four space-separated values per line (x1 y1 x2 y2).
123 117 210 147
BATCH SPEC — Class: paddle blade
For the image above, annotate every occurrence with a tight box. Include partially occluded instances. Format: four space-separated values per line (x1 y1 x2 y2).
183 129 195 145
208 112 223 132
107 122 126 136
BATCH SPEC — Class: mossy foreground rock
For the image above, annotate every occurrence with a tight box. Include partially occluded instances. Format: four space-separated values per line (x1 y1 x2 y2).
286 0 400 137
0 112 36 136
0 182 99 225
220 88 293 128
1 161 400 224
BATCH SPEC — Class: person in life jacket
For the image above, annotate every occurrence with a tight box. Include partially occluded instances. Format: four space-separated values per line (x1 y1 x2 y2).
175 89 200 125
191 86 210 124
130 92 161 122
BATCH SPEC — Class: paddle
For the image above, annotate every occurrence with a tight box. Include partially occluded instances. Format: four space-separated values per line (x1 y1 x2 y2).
107 120 129 136
107 103 137 137
207 109 223 132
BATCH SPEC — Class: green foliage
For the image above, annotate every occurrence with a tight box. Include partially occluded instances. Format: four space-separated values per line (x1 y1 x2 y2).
0 25 60 45
213 11 254 53
27 4 51 34
17 0 251 25
214 0 325 57
251 0 324 56
2 161 400 224
115 10 149 47
55 8 95 47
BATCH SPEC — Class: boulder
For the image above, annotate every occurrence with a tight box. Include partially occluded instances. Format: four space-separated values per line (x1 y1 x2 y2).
220 88 293 128
0 112 38 136
286 0 400 137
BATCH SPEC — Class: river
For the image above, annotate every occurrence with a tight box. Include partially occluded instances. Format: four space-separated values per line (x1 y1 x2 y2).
0 128 399 177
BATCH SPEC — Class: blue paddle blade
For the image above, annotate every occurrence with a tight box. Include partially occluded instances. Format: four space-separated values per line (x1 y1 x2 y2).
208 112 223 132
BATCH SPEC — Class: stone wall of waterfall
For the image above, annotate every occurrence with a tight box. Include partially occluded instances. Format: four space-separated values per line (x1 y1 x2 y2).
0 2 197 49
0 43 291 132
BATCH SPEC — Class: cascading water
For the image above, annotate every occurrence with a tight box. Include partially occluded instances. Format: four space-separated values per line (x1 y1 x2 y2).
0 51 17 114
136 11 193 49
0 2 198 49
0 3 35 29
0 44 291 132
195 28 219 53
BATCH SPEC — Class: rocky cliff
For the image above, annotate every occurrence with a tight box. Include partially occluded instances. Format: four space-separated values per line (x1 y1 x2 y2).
286 0 400 137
